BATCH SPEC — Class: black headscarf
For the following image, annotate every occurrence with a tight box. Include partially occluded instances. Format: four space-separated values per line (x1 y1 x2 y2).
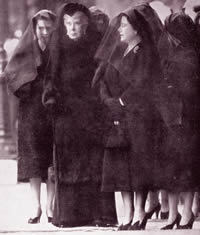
49 3 94 83
5 10 56 95
89 6 109 36
165 12 198 49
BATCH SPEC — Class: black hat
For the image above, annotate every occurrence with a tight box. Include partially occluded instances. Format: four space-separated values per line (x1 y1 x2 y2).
62 2 91 19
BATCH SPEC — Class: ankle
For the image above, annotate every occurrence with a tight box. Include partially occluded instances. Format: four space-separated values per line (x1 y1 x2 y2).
180 211 193 225
132 210 145 224
30 207 42 218
168 212 178 224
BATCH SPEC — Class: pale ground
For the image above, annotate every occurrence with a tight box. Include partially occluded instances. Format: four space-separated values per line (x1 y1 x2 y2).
0 160 200 235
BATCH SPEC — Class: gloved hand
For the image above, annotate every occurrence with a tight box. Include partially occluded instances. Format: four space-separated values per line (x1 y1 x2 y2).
14 83 31 99
104 98 123 119
42 88 56 112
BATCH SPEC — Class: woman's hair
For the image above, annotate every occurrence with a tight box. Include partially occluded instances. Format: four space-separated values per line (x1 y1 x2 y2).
62 2 91 18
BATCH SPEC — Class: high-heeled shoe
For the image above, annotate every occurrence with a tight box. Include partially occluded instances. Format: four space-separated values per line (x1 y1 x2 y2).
28 210 42 224
117 220 132 231
146 203 161 219
161 213 181 230
176 213 195 229
140 214 149 230
128 214 148 230
128 221 140 230
160 211 169 220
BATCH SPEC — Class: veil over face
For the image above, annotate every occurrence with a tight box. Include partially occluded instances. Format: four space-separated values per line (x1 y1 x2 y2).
48 3 97 83
95 3 162 62
92 3 163 87
164 12 198 49
5 10 56 95
89 6 109 35
94 7 157 81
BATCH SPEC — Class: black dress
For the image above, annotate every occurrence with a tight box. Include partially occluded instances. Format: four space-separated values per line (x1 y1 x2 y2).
4 10 55 183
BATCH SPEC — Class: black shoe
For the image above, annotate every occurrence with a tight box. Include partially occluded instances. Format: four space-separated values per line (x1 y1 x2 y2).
146 203 161 219
48 217 53 223
28 210 42 224
160 211 169 220
128 221 140 230
176 213 195 229
93 218 117 227
161 213 181 230
140 214 148 230
117 220 132 231
128 214 148 231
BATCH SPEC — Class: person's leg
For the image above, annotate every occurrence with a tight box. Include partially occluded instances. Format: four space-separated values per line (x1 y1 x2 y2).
192 192 199 217
131 190 148 224
167 192 179 224
30 178 42 217
146 191 160 218
121 191 133 224
46 178 55 218
161 192 181 229
180 191 194 225
160 190 169 212
160 190 169 219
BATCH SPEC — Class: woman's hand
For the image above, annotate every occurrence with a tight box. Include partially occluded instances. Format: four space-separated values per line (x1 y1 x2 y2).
104 97 124 119
42 88 57 111
14 83 31 99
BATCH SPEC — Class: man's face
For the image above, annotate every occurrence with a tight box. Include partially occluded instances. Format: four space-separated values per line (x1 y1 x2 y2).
35 19 54 45
63 12 89 40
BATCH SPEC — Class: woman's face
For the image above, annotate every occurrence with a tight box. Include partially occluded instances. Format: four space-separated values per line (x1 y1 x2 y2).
118 16 137 44
93 15 108 34
35 19 53 45
63 11 88 40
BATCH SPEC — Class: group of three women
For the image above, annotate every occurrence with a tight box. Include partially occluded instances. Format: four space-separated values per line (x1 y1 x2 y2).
5 0 200 231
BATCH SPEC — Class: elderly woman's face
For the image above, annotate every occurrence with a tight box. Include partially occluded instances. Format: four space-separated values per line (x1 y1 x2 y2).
118 16 137 44
35 19 54 44
63 11 89 40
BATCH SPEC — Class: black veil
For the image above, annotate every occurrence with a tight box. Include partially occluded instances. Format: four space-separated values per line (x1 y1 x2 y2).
165 12 199 49
92 4 162 87
5 10 56 94
92 6 160 86
48 3 94 83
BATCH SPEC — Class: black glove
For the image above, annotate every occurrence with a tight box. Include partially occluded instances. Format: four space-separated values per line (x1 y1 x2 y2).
14 83 31 99
104 98 123 119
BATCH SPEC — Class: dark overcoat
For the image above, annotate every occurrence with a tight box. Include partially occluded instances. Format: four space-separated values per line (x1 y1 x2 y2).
101 42 162 192
157 12 200 191
4 10 55 182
